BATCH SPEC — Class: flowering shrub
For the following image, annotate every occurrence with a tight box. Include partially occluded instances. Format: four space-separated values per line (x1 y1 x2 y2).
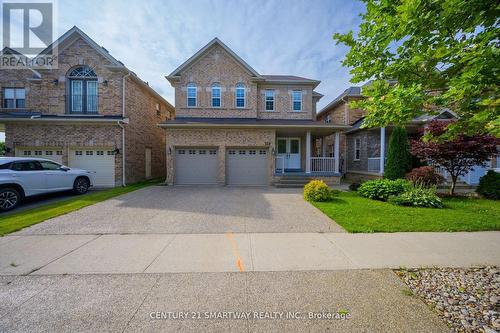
405 166 445 187
304 180 336 202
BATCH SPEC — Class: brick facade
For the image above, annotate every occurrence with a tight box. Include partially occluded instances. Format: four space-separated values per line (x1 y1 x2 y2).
165 39 328 185
0 29 174 186
165 129 275 185
5 123 123 185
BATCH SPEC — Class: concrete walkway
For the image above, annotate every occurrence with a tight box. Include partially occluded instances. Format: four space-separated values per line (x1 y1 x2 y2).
1 232 499 275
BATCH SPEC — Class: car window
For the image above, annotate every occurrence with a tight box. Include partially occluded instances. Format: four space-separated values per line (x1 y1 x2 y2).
11 161 43 171
39 161 61 170
0 162 11 169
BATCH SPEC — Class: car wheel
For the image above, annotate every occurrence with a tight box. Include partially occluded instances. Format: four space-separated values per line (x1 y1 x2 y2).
0 188 21 212
73 177 90 194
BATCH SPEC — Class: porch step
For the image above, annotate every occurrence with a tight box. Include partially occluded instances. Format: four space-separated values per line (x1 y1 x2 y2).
274 175 314 188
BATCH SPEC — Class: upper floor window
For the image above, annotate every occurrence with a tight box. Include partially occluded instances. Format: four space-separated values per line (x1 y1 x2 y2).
265 90 275 111
292 90 302 111
211 83 221 108
68 66 98 114
187 83 197 107
235 83 245 108
2 88 25 109
325 115 332 123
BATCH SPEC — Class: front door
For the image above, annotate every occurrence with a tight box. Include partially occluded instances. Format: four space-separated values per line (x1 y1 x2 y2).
277 138 301 170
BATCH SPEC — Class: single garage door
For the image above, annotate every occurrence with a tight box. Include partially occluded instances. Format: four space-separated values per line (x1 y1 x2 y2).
69 149 115 187
175 148 218 185
226 148 269 185
16 148 63 164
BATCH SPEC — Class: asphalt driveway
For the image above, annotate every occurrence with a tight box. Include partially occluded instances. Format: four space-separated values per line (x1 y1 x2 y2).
14 186 345 235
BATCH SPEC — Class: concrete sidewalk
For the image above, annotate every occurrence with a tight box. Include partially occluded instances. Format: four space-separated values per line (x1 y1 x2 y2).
1 232 499 275
0 270 449 332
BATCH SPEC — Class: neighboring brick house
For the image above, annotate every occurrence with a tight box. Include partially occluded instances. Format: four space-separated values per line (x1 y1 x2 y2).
317 86 497 184
161 38 349 186
0 27 174 186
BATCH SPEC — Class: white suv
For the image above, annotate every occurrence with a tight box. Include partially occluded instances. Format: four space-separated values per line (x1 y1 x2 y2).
0 157 95 212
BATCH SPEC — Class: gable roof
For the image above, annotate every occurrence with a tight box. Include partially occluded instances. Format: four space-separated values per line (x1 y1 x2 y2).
37 26 124 67
32 26 172 108
167 38 263 80
317 86 362 117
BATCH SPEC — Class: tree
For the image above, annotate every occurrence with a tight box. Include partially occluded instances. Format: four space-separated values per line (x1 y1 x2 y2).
411 120 499 195
384 127 411 179
333 0 499 138
0 142 5 156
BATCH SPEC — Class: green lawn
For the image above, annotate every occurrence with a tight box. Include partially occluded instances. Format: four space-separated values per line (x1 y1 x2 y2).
0 180 160 236
312 191 500 233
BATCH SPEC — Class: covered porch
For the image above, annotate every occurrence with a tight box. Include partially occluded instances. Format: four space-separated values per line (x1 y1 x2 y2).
274 128 343 176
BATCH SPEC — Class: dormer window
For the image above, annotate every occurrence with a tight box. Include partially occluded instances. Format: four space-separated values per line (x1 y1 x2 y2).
325 115 332 123
187 83 197 107
67 66 98 114
235 83 245 108
292 90 302 111
211 83 221 108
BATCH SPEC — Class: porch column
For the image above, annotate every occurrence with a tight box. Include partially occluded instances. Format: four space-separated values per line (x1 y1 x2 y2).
306 131 311 174
321 138 326 157
334 132 340 173
380 127 386 175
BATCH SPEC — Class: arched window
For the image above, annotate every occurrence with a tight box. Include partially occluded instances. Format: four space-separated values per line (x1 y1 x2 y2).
211 83 221 108
235 83 245 108
68 66 98 113
187 83 197 107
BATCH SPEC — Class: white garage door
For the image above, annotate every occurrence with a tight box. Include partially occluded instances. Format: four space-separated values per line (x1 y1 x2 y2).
16 148 63 164
226 148 269 185
175 148 218 185
70 149 115 187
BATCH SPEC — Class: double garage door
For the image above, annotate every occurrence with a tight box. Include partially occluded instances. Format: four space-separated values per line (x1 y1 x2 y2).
174 147 268 185
16 148 63 164
17 148 115 187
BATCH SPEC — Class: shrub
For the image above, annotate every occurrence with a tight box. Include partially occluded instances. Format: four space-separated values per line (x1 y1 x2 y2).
304 180 336 202
357 179 411 201
385 127 412 180
476 170 500 200
348 182 361 191
405 166 445 187
389 185 443 208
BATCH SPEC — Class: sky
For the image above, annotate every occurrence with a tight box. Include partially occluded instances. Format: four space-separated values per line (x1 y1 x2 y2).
1 0 365 141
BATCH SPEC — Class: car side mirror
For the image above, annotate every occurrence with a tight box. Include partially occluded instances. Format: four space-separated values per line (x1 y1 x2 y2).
59 166 70 171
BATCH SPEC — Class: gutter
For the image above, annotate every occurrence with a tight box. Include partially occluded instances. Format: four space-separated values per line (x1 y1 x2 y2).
158 122 351 130
0 117 124 123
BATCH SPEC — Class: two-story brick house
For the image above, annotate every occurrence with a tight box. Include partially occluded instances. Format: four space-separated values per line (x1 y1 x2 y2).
0 27 174 186
161 38 349 186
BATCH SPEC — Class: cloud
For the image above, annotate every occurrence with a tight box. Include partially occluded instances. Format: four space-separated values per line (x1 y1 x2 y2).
56 0 363 110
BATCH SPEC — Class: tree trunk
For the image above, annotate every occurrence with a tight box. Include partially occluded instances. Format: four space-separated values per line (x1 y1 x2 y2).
449 175 457 195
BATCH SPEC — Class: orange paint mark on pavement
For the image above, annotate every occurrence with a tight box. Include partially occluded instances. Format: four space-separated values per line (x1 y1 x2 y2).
226 232 245 272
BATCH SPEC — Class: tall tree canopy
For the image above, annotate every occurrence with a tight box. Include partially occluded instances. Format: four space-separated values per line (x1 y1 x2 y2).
334 0 499 138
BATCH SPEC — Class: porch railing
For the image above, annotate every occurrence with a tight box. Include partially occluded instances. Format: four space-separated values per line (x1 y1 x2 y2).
311 157 336 172
367 157 380 172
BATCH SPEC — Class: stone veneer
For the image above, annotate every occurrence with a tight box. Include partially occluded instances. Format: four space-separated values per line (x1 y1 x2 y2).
165 128 276 185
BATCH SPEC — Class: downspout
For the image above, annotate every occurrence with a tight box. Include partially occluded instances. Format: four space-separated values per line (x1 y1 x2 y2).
120 72 131 186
